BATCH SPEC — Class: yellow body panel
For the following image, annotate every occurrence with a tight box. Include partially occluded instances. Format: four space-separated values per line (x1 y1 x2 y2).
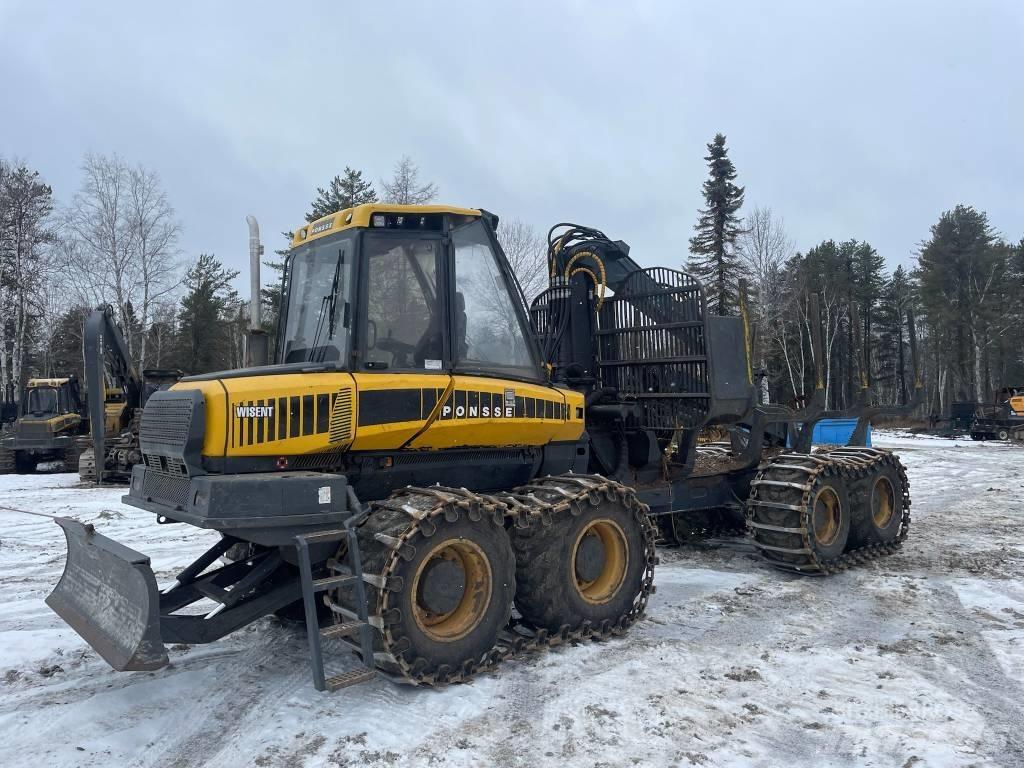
1010 395 1024 416
26 377 71 388
170 371 585 460
290 203 481 248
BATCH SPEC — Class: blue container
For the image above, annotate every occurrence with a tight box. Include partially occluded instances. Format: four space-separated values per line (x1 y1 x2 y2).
811 418 870 446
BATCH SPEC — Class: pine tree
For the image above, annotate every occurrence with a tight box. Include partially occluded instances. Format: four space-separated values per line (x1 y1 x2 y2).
306 167 377 222
875 266 913 405
687 133 746 315
175 254 240 374
916 205 998 403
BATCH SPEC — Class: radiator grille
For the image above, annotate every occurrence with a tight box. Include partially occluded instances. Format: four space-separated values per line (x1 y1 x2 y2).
140 396 193 450
329 387 354 444
596 267 710 430
142 470 190 509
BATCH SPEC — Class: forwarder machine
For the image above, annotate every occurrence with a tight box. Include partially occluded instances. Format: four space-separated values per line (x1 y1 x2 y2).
45 204 918 692
0 376 87 473
77 304 181 483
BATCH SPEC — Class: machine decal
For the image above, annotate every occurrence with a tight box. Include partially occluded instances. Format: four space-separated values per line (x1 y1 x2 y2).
357 387 567 428
230 391 337 448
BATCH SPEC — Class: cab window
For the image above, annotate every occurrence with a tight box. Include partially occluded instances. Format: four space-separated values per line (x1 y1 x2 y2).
362 236 443 370
452 220 538 380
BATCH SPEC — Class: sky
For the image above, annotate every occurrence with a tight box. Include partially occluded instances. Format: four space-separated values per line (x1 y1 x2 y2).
1 0 1022 297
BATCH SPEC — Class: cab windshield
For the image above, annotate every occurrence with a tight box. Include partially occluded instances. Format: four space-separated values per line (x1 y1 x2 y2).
25 387 58 415
280 233 354 364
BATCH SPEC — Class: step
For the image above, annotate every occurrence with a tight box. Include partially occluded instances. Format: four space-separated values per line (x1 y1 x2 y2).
326 668 376 691
320 621 365 641
312 574 358 591
298 529 349 545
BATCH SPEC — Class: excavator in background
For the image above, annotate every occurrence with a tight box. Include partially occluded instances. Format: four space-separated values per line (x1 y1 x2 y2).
0 376 88 473
77 305 181 483
44 203 921 694
969 386 1024 442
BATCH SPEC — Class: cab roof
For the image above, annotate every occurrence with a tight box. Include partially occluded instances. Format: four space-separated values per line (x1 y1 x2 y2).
27 377 70 387
290 203 481 248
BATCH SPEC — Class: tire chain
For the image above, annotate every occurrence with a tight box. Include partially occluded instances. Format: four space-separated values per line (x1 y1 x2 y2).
746 447 911 575
327 473 657 687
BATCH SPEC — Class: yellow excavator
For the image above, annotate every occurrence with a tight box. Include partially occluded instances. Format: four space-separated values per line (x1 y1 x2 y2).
0 377 87 473
45 203 920 691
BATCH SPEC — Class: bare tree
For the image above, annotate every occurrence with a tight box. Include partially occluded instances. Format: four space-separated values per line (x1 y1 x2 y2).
380 156 438 205
127 165 182 369
497 217 548 303
65 154 136 357
737 207 794 403
64 154 182 369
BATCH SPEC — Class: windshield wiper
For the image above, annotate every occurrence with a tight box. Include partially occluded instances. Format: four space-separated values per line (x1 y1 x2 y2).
308 248 346 363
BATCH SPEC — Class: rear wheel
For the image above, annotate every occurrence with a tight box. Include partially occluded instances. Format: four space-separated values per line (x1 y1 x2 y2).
512 492 648 631
997 428 1010 441
849 465 904 547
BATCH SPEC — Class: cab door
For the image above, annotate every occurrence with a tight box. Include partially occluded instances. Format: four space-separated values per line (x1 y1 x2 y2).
351 231 453 451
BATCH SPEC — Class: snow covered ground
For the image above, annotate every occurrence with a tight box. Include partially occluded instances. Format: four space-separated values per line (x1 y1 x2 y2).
1 432 1023 767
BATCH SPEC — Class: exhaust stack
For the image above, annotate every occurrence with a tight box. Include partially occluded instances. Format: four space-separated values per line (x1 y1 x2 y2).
245 215 269 367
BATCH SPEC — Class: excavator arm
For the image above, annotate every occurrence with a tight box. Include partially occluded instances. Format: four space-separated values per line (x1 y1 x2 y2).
83 305 143 485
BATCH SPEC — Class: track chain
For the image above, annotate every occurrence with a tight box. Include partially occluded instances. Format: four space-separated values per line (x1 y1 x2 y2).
327 474 657 687
746 447 911 575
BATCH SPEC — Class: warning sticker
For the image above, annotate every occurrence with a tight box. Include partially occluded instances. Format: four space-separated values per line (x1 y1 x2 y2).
318 486 331 505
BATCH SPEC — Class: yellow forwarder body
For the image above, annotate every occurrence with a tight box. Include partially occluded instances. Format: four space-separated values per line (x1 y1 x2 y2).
176 372 584 459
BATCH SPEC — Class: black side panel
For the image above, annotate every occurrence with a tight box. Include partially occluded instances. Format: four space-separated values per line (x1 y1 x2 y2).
348 447 540 500
706 315 755 422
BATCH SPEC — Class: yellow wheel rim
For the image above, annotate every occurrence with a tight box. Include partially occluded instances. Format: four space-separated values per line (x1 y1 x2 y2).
872 476 895 528
812 486 842 546
571 519 628 604
411 538 492 642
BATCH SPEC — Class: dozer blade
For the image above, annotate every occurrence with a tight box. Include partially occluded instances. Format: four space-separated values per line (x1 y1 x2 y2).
45 517 168 671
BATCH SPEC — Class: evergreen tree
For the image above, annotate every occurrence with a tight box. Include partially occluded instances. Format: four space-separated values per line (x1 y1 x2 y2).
875 266 913 405
175 254 240 374
306 167 377 222
915 205 998 402
688 133 747 315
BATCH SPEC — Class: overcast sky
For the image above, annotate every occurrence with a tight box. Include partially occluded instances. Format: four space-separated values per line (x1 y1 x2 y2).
2 0 1021 294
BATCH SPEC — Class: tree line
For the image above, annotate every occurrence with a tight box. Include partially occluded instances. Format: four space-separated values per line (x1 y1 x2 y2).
5 140 1016 415
686 133 1024 414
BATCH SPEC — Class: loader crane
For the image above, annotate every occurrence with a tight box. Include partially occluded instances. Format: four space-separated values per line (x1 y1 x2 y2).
44 204 920 692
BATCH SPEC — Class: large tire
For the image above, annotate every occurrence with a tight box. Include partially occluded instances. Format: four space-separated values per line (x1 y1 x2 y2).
849 463 904 547
350 490 516 681
747 454 852 571
0 447 14 474
14 452 37 474
512 493 648 631
62 443 81 473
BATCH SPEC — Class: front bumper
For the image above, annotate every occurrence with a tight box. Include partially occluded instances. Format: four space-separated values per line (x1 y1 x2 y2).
1 434 72 452
123 465 356 546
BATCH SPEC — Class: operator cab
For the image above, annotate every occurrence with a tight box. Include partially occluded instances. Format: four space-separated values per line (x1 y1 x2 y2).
279 205 541 382
21 378 81 420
